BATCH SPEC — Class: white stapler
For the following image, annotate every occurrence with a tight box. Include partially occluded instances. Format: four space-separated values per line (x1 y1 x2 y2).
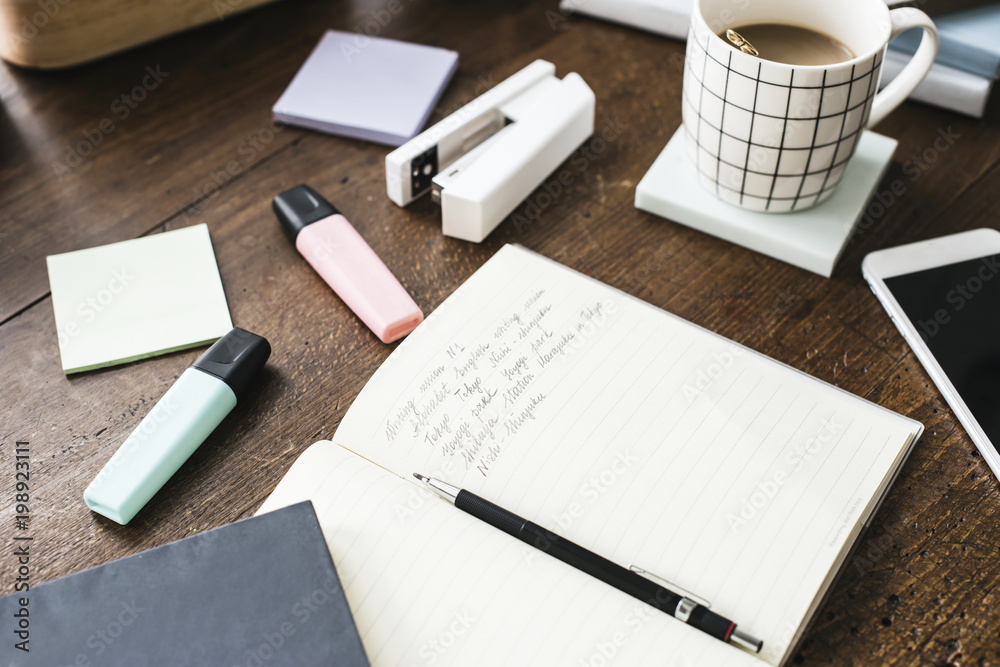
385 60 595 243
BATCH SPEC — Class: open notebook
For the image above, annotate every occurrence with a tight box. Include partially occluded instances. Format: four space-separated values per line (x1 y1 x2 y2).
258 244 922 666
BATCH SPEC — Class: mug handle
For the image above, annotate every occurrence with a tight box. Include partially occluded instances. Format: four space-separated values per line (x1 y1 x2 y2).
867 7 939 127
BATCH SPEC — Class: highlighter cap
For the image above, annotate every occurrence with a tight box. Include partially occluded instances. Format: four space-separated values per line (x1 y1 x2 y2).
192 328 271 401
273 184 340 243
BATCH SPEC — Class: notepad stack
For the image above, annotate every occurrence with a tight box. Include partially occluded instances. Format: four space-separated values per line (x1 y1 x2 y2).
885 2 1000 117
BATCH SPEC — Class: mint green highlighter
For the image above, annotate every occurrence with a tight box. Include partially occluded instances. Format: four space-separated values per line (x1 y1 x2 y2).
84 328 270 524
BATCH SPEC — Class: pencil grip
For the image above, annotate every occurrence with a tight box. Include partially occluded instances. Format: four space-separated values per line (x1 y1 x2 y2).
455 490 525 538
517 522 684 611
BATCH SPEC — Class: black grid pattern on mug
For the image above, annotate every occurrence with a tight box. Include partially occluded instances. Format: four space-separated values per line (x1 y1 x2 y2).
685 31 882 212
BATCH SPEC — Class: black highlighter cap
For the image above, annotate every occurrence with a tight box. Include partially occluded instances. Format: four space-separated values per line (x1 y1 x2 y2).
273 184 339 244
192 328 271 402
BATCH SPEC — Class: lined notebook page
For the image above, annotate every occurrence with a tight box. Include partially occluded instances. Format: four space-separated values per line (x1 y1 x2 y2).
257 442 767 667
331 245 921 666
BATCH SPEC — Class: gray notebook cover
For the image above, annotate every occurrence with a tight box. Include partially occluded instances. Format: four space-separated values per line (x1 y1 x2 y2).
1 502 369 666
273 30 459 146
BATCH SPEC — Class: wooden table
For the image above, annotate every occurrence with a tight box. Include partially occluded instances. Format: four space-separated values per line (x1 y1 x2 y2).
1 1 998 663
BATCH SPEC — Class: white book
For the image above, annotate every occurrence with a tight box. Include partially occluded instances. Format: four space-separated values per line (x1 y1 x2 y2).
881 47 994 118
259 245 922 667
558 0 691 40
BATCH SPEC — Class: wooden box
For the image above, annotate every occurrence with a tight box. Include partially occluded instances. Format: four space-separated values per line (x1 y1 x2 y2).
0 0 278 69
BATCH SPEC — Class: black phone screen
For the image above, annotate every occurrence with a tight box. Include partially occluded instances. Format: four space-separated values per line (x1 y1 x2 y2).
882 254 1000 452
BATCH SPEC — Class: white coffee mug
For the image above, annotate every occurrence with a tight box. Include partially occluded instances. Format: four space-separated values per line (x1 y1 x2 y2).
682 0 938 212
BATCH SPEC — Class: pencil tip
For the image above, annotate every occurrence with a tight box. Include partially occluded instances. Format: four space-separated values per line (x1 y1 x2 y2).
413 473 427 482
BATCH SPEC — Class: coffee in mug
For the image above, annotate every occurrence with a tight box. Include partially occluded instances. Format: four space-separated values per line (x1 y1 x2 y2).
723 24 855 66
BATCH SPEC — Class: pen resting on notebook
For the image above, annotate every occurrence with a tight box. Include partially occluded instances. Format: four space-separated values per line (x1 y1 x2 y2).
413 473 763 653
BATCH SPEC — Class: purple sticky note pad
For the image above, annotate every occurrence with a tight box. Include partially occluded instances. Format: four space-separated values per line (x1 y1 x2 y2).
273 30 459 146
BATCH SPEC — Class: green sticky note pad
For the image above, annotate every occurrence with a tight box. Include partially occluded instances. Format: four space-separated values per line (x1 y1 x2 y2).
46 224 233 374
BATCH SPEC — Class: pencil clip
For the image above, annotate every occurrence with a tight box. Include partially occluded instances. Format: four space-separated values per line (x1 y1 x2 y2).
629 565 712 609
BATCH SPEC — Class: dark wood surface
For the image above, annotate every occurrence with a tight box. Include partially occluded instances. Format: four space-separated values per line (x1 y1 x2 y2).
2 0 999 664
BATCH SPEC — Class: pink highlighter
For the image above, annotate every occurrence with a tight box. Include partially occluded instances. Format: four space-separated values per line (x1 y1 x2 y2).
273 184 423 343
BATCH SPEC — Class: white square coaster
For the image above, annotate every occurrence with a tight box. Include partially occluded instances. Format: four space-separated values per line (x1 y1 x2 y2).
635 125 898 277
46 224 233 374
273 30 459 146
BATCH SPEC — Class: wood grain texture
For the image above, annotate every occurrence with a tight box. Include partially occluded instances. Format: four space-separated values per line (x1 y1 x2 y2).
1 0 999 664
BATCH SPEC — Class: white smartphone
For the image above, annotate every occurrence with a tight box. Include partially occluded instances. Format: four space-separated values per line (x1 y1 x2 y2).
862 228 1000 481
